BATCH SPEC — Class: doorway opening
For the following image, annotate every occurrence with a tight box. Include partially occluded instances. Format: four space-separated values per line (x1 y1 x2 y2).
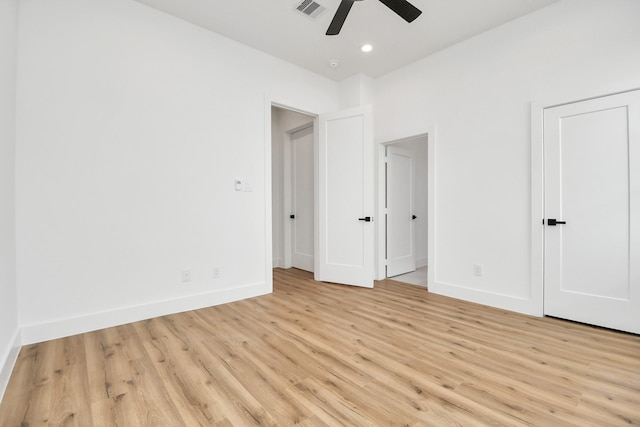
271 106 315 272
379 134 428 287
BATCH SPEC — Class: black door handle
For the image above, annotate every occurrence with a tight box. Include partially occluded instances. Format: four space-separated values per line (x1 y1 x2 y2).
358 216 372 222
547 218 566 226
290 214 295 219
412 215 417 220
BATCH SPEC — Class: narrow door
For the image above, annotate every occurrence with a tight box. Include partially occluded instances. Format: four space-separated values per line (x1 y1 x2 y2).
317 106 374 288
290 125 314 272
386 145 416 277
544 90 640 334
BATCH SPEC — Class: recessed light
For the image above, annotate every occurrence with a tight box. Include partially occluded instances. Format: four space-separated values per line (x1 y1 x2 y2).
329 60 340 68
361 44 373 53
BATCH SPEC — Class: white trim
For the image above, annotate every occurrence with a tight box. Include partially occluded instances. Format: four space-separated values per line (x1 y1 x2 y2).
376 143 386 279
0 329 22 402
313 117 321 276
539 87 640 110
531 102 545 316
264 99 275 289
287 122 314 134
428 280 538 315
20 282 268 345
427 127 436 290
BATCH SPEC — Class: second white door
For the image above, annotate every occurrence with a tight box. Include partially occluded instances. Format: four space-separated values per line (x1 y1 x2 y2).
386 145 416 277
290 125 314 272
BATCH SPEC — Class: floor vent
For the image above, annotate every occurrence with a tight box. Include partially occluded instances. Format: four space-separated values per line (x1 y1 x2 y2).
295 0 326 19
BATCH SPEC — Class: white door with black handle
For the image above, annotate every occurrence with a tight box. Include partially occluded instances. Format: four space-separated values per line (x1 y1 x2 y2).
543 90 640 334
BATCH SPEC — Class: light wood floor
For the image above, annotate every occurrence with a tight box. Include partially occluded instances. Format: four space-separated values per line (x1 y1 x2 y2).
1 268 639 426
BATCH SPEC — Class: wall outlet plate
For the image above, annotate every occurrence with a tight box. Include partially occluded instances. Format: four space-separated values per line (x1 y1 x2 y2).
473 264 483 277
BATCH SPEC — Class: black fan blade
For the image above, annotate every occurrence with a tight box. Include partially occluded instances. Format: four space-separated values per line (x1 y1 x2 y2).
378 0 422 23
326 0 355 35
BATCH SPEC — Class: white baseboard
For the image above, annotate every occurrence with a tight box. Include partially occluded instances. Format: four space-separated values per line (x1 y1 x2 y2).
429 280 542 317
0 329 21 403
416 257 428 269
20 281 270 345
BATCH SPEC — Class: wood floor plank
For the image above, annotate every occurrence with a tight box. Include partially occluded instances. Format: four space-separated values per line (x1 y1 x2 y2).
1 267 639 426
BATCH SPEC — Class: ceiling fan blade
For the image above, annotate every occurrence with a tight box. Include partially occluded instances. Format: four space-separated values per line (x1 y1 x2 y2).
326 0 355 35
378 0 422 23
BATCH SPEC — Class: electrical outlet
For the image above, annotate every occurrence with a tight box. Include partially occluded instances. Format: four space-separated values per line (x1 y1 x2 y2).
213 266 221 279
181 269 192 283
473 264 483 277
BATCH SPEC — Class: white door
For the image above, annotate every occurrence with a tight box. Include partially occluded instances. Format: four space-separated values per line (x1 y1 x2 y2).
317 106 374 288
386 145 416 277
290 125 314 272
544 90 640 334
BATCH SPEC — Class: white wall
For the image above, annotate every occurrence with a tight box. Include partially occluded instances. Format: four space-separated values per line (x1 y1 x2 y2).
16 0 339 344
12 0 640 350
338 73 375 109
0 0 20 400
271 107 314 268
375 0 640 314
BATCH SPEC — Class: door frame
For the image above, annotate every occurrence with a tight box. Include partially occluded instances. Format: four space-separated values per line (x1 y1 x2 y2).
530 87 640 318
376 127 436 285
265 95 322 291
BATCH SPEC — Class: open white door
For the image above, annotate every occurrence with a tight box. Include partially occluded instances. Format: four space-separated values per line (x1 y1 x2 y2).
544 90 640 334
317 106 374 288
386 145 416 277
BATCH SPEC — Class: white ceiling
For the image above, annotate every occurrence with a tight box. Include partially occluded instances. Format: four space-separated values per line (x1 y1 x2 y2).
134 0 561 81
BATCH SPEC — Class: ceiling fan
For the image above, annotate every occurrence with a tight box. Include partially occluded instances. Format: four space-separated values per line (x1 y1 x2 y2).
326 0 422 35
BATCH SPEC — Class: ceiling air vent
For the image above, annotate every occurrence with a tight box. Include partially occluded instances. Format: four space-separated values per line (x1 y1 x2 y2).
295 0 326 20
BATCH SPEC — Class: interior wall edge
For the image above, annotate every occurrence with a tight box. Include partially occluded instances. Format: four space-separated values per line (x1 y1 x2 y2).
0 329 21 404
19 281 268 346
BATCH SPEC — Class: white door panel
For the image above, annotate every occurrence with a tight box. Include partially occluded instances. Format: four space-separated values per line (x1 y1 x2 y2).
386 146 416 277
317 106 374 288
544 90 640 334
291 125 314 272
